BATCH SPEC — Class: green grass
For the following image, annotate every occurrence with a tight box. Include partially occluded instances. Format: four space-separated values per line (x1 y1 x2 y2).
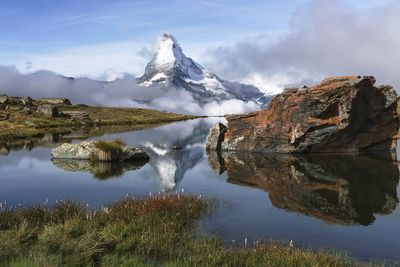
0 195 373 267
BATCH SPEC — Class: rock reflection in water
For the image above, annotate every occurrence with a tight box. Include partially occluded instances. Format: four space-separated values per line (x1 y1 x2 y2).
208 151 399 225
52 159 148 180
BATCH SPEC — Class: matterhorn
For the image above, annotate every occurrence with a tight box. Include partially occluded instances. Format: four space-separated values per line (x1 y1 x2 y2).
137 33 270 106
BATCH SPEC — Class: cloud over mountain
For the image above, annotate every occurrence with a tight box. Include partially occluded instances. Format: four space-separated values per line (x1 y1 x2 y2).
0 66 259 116
207 0 400 92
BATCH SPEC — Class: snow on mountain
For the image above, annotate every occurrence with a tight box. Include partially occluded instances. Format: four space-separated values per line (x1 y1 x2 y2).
137 33 271 106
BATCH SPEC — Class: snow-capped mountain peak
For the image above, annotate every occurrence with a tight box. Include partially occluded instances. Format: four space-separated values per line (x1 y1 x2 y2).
137 33 271 106
142 33 210 83
152 33 184 72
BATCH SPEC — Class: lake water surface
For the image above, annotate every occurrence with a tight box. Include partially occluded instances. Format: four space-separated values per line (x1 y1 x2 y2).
0 118 399 261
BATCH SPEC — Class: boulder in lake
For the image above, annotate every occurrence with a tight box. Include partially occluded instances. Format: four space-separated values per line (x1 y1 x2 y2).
205 123 227 151
51 141 149 162
207 76 400 153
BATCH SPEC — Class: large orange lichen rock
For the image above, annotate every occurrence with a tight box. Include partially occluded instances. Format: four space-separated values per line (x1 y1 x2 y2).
207 76 399 153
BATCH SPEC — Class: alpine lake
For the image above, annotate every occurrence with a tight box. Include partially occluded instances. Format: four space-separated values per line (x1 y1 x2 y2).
0 118 399 262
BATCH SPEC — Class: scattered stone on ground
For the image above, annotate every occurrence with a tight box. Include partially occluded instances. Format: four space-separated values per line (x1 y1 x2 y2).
37 105 59 118
61 110 90 120
0 112 10 121
40 98 72 105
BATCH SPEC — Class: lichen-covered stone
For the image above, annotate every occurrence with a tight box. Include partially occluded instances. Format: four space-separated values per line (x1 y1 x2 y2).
61 111 89 120
207 76 399 153
37 105 59 118
52 141 96 160
0 95 33 106
51 141 149 162
40 98 71 105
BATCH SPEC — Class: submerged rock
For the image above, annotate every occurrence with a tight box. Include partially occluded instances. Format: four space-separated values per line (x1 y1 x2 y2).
51 141 149 162
207 76 400 153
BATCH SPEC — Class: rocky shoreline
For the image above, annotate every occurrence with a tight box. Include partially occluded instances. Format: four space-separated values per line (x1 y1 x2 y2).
0 95 197 142
207 76 400 153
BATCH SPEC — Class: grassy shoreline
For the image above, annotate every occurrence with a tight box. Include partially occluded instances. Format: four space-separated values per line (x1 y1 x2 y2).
0 104 197 142
0 194 366 267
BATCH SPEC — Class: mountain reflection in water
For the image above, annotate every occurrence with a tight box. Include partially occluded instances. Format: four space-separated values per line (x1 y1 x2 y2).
47 119 214 189
208 151 399 225
141 119 211 190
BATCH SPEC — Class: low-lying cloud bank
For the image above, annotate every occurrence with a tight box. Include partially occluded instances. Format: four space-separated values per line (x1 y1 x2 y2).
0 66 259 116
2 0 397 113
207 0 400 92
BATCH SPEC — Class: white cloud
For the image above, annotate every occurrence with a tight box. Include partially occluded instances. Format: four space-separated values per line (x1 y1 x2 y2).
121 87 259 116
207 0 400 92
0 66 258 116
241 71 310 95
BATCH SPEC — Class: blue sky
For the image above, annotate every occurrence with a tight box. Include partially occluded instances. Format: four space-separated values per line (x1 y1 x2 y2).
0 0 397 79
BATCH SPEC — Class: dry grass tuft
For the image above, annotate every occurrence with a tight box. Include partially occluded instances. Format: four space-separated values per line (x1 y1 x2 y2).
0 195 373 267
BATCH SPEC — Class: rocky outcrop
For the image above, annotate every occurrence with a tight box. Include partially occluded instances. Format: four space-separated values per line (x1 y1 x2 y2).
208 150 399 225
37 105 59 118
0 112 9 121
207 76 399 153
61 111 89 120
205 123 227 150
51 141 149 162
40 98 71 105
0 95 33 106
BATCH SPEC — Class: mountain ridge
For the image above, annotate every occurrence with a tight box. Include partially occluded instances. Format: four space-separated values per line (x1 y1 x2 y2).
137 33 270 106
